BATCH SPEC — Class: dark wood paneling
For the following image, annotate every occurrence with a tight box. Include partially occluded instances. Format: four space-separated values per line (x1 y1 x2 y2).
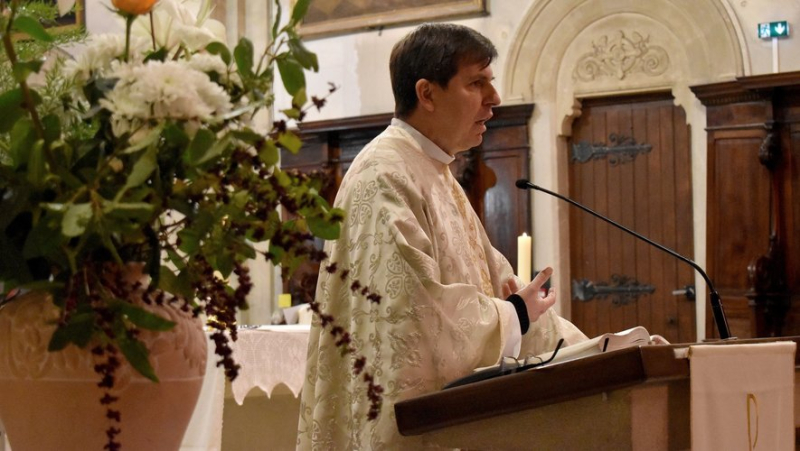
708 134 771 289
692 71 800 339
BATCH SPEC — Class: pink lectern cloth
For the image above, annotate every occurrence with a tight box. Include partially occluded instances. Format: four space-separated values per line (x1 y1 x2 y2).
689 341 796 451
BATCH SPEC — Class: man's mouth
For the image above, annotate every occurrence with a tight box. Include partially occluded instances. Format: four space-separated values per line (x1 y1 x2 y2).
476 114 493 126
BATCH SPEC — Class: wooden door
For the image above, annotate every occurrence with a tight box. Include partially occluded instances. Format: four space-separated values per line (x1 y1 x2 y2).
568 93 696 343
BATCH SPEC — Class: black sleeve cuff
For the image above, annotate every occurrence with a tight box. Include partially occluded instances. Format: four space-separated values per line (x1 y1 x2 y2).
506 294 530 335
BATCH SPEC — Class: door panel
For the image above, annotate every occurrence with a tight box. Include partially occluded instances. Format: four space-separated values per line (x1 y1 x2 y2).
568 94 696 343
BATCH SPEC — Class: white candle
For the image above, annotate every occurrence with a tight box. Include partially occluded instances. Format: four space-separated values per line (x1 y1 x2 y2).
517 233 532 284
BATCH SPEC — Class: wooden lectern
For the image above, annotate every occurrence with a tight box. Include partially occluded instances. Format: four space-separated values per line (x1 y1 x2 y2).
394 337 800 451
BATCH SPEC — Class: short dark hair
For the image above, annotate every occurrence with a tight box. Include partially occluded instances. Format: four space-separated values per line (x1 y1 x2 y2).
390 23 497 118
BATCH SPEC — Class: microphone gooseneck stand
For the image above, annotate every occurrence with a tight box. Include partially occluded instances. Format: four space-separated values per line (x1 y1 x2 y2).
515 179 731 340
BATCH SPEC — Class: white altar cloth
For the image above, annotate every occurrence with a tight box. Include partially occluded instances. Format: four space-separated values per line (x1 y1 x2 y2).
181 325 310 450
229 325 311 403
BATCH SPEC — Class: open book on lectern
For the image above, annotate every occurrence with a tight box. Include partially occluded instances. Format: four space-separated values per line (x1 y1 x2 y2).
443 326 667 389
533 326 661 366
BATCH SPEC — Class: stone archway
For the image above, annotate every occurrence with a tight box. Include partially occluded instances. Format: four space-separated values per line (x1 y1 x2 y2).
504 0 745 337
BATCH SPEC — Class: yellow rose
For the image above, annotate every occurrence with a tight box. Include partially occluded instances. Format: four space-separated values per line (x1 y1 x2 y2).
112 0 158 16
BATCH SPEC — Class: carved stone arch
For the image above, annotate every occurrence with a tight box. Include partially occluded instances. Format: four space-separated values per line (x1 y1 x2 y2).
504 0 745 330
505 0 745 103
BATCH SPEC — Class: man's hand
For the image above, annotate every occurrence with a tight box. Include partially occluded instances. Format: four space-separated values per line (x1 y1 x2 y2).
501 276 521 298
515 267 556 322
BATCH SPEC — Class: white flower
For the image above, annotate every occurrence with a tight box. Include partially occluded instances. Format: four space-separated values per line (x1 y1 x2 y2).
63 34 149 84
99 60 233 139
174 23 220 52
131 0 226 52
186 53 241 86
186 53 227 77
56 0 75 16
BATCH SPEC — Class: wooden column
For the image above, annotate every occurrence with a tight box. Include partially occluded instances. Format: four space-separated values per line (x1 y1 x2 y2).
691 72 800 339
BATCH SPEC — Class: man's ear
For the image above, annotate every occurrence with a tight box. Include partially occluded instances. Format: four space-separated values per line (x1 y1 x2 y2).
415 79 436 113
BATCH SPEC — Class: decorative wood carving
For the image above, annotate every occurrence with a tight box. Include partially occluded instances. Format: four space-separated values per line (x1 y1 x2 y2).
757 129 780 168
574 31 669 81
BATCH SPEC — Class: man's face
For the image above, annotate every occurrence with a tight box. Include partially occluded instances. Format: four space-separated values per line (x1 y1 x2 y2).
429 60 501 154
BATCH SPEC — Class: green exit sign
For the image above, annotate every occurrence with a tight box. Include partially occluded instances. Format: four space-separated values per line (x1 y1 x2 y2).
758 21 790 39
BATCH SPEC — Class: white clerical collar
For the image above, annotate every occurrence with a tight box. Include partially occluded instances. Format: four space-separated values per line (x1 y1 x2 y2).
391 118 455 165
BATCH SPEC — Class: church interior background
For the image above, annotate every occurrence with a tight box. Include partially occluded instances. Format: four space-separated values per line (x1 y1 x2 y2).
47 0 800 448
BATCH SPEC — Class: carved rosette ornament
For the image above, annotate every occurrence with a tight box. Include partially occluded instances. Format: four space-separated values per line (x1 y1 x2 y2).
574 31 670 81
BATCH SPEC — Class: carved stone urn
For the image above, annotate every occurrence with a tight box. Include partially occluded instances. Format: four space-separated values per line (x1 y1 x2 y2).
0 287 207 450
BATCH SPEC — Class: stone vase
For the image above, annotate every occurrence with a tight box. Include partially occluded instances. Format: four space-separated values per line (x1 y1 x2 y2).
0 288 207 451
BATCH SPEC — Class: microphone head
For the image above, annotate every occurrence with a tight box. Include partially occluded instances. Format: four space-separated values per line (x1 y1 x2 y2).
515 179 531 189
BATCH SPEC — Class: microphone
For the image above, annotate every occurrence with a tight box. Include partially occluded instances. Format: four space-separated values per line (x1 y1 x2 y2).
515 179 731 340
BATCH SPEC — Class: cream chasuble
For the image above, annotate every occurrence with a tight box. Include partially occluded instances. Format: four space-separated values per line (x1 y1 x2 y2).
297 123 586 450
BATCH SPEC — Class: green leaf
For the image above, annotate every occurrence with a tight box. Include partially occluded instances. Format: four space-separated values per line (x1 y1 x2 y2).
277 130 302 154
121 123 164 154
307 216 340 240
12 60 44 83
42 114 61 144
102 200 154 220
166 249 186 271
177 229 200 255
290 0 311 25
220 101 263 121
117 332 159 382
183 128 216 165
274 169 291 187
26 140 47 188
163 123 189 148
271 0 282 39
48 312 95 351
198 134 231 165
158 267 190 298
234 38 255 78
231 129 263 144
281 108 302 120
61 203 93 237
258 140 279 167
117 147 157 200
144 47 169 62
210 252 235 279
206 41 231 66
12 16 54 42
229 190 249 210
292 87 307 108
287 38 318 71
266 242 284 263
112 300 176 331
9 118 36 168
276 56 305 96
0 88 26 133
22 216 61 259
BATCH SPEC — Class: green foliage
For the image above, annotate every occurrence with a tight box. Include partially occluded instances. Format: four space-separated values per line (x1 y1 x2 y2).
0 0 337 383
0 1 86 164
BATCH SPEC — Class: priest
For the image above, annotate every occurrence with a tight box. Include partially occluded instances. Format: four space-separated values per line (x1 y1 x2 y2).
297 23 587 450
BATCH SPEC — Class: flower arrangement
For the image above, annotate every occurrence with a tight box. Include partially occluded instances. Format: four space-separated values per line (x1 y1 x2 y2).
0 0 382 448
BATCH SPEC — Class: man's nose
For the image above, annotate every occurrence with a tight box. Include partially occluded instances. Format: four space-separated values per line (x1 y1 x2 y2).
485 84 501 106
